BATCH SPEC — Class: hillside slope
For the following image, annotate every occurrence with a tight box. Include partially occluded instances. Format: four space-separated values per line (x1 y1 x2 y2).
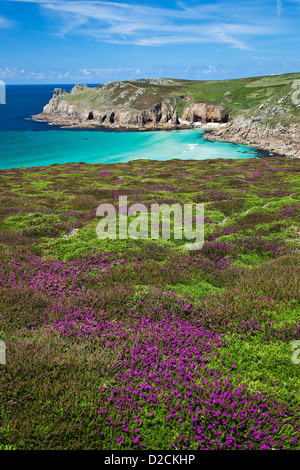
1 157 300 449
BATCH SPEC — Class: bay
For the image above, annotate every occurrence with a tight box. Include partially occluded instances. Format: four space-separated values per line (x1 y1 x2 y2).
0 85 268 170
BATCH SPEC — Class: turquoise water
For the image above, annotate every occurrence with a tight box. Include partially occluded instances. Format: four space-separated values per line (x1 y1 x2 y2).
0 85 268 170
0 128 264 170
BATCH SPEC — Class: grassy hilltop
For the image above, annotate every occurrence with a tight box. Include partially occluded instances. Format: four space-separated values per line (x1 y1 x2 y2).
1 157 300 449
62 72 300 127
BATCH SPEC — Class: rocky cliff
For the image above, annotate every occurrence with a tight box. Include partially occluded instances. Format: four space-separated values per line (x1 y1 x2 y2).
33 81 228 130
181 103 228 124
203 116 300 158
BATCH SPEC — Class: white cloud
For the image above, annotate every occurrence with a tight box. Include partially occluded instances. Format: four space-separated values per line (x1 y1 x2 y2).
203 65 217 74
277 0 283 17
4 0 277 50
0 67 19 78
0 67 50 80
0 65 152 82
80 68 91 76
57 71 70 79
77 67 140 78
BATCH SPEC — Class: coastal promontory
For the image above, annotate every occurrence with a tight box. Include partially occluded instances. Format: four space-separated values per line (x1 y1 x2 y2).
34 73 300 157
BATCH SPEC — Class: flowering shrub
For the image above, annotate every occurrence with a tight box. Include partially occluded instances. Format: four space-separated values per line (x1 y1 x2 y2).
0 157 300 449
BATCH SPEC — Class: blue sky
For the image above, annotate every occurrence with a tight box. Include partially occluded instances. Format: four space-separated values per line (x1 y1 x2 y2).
0 0 300 84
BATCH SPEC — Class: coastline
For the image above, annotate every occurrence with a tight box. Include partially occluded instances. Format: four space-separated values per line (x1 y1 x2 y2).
32 111 297 159
32 113 228 132
202 117 300 159
31 74 300 159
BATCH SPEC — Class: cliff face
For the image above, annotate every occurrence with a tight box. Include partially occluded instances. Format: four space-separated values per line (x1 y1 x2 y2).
37 94 180 129
204 116 300 158
33 83 227 130
181 103 228 124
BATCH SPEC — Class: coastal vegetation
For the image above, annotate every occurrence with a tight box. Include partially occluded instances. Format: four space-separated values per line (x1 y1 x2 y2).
0 156 300 449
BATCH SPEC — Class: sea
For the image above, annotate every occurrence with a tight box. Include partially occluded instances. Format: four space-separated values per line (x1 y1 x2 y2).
0 85 273 170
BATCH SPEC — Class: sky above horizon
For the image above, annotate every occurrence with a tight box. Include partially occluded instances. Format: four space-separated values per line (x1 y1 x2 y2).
0 0 300 84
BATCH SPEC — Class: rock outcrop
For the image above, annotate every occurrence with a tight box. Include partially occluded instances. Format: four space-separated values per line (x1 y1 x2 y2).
70 84 86 94
34 99 181 129
33 87 227 131
181 103 228 124
203 116 300 158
